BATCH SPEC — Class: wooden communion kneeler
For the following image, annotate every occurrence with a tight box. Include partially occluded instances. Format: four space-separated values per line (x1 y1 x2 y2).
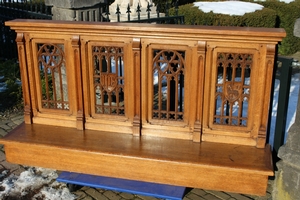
0 19 286 196
57 172 187 200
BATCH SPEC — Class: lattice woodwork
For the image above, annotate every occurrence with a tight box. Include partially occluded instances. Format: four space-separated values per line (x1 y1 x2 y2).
152 50 185 121
92 46 125 116
214 53 252 126
37 43 69 110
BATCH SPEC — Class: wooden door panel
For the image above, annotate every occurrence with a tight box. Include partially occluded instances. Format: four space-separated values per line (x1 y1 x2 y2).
141 39 201 140
81 37 138 134
202 43 265 146
26 36 79 128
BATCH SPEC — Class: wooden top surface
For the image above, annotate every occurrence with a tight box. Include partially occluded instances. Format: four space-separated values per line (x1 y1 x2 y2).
5 19 286 42
0 123 273 174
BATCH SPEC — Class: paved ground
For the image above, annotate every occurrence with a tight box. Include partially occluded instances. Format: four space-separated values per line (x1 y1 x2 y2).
0 112 273 200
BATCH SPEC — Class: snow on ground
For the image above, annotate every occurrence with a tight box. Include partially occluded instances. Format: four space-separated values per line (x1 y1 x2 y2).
0 167 76 199
194 0 295 16
269 73 300 146
193 1 264 16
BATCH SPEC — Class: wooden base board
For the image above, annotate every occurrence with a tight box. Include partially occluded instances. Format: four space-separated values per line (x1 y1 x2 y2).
0 123 273 196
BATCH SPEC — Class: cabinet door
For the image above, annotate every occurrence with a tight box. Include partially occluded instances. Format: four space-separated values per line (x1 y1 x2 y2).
202 42 264 146
141 39 201 140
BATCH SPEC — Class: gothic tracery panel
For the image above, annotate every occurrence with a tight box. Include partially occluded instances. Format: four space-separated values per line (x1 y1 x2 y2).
92 46 125 116
214 52 252 126
152 50 185 121
37 43 69 110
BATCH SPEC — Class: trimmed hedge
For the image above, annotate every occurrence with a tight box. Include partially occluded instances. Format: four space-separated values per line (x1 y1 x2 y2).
258 1 300 55
169 1 300 55
170 4 277 27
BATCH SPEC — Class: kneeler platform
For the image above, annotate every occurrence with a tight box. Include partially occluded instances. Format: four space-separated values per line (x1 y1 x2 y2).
0 123 273 196
57 171 187 200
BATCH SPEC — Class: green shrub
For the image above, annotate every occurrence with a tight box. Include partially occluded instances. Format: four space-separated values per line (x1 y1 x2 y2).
258 0 300 55
170 4 277 27
170 1 300 55
0 59 23 111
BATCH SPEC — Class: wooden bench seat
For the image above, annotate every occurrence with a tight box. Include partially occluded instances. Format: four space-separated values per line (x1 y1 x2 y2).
0 122 273 196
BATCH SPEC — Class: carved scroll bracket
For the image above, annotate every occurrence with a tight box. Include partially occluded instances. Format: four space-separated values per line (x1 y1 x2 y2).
132 37 141 51
16 32 24 43
71 35 80 47
197 41 206 54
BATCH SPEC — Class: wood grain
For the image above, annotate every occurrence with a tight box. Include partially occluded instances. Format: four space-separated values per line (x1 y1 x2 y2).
1 20 285 195
5 19 286 146
0 123 272 195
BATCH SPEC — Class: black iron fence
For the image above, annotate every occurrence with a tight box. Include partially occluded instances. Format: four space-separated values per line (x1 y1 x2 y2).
0 1 184 59
0 0 52 59
270 57 299 153
0 20 17 60
0 0 52 20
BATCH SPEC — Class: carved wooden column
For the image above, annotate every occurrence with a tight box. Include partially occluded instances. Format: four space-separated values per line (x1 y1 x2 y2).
257 44 277 148
193 41 206 142
132 38 141 136
71 35 84 130
16 33 32 124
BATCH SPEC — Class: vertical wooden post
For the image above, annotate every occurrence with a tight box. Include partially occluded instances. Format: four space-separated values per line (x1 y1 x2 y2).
16 33 32 124
257 44 276 148
72 35 84 130
193 41 206 142
132 38 141 136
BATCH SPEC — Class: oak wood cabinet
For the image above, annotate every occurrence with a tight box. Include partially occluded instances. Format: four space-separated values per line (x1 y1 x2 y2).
0 19 286 195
